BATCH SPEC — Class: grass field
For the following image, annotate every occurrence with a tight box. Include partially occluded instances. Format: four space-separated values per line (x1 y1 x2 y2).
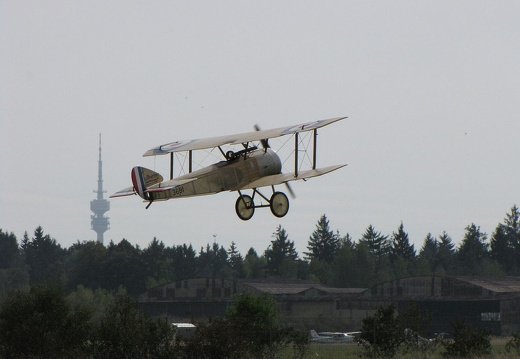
279 337 519 359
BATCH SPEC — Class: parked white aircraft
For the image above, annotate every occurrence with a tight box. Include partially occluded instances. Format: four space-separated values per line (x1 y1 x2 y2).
309 330 357 343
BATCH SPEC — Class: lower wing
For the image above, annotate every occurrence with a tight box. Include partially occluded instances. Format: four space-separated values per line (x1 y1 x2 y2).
241 164 346 190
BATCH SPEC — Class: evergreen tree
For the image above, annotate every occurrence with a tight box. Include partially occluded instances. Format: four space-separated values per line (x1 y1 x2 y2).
22 226 65 285
228 241 245 278
491 205 520 274
331 235 377 287
0 230 19 269
417 233 438 274
391 222 416 262
457 223 489 275
359 225 390 274
304 214 340 263
243 248 266 278
390 222 416 278
198 242 230 278
167 243 197 280
491 224 513 273
437 231 455 273
504 204 520 246
265 225 298 277
142 238 173 287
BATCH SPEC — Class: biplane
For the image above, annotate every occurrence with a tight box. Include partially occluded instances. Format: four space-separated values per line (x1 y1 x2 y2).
111 117 347 220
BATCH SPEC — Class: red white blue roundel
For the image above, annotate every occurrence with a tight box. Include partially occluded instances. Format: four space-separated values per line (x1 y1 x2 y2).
159 139 196 153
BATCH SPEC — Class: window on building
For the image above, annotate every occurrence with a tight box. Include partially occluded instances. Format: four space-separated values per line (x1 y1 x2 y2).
481 312 501 322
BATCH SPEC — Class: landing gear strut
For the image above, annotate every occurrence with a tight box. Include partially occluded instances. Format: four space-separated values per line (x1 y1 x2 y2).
235 188 290 220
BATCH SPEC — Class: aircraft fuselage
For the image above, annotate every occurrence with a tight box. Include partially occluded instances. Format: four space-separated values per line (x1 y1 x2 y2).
150 148 282 201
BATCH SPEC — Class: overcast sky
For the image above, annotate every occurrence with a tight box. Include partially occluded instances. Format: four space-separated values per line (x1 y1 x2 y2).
1 1 519 256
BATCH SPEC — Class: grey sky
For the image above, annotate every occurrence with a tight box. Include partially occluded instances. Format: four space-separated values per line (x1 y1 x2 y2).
1 1 519 255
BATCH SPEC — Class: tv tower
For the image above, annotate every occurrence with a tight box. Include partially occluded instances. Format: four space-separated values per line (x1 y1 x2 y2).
91 134 110 244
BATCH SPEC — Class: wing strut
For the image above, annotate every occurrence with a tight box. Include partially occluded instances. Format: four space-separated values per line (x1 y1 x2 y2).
189 150 193 173
313 128 317 170
294 132 299 178
170 150 194 180
170 153 174 180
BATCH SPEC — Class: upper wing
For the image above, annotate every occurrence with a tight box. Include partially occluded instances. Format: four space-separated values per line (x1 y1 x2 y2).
143 116 346 156
240 164 346 190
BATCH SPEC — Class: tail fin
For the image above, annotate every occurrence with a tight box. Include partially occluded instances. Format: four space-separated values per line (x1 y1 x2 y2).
131 167 163 200
310 330 319 339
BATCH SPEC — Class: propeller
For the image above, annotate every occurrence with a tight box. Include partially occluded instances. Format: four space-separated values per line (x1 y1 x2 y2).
284 181 296 199
254 124 269 150
254 124 296 199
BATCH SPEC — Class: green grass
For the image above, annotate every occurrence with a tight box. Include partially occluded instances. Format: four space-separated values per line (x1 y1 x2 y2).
279 337 517 359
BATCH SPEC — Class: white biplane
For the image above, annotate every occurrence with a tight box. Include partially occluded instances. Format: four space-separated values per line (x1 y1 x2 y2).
111 117 347 220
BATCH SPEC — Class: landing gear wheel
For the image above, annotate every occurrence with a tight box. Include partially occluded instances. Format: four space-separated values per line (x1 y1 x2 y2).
235 195 255 220
270 192 289 218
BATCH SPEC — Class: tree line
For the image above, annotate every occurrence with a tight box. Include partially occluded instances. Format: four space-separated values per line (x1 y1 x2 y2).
1 204 519 298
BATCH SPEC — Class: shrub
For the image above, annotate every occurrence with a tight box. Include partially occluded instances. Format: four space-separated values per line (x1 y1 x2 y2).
506 332 520 355
0 284 91 358
358 303 404 359
443 318 491 358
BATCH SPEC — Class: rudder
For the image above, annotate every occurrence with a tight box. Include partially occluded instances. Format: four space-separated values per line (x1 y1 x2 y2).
131 166 163 200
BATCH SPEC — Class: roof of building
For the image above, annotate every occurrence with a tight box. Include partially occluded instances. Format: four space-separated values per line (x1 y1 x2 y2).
240 278 366 296
453 276 520 293
363 275 520 300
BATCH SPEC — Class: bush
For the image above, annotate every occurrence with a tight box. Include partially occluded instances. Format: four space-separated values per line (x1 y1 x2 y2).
91 296 177 359
0 284 91 358
443 318 491 358
506 332 520 355
182 293 309 359
358 303 404 359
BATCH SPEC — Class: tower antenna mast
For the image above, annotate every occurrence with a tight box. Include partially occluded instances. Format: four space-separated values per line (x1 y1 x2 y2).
90 134 110 244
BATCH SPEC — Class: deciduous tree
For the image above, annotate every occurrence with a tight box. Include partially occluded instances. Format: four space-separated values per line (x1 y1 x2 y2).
0 284 91 358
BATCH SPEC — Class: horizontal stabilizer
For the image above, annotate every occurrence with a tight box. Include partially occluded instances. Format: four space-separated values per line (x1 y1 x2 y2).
242 164 347 190
110 186 135 198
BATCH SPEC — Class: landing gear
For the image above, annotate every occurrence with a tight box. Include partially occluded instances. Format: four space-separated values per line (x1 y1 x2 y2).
235 194 255 220
234 188 289 220
270 192 289 218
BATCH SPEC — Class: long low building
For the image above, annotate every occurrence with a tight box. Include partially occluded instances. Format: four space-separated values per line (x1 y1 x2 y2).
138 278 369 331
138 276 520 336
363 275 520 336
